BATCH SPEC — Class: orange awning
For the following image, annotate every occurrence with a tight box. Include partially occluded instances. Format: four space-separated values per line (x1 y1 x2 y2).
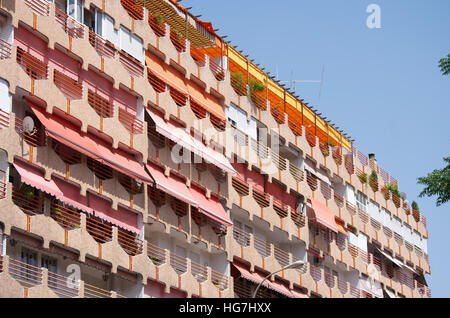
145 51 226 120
310 198 338 233
335 218 348 236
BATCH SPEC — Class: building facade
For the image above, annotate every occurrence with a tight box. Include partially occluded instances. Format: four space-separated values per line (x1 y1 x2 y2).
0 0 430 298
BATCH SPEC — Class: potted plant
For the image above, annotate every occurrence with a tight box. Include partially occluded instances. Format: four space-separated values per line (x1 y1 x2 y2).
369 170 379 192
150 14 166 37
385 182 401 208
18 183 35 199
358 172 368 184
231 71 246 96
381 185 390 200
411 201 421 222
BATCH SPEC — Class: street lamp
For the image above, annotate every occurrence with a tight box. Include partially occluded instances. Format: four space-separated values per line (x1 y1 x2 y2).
252 260 305 298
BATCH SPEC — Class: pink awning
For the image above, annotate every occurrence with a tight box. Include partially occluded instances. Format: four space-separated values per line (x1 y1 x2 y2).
88 191 141 235
146 109 235 174
13 159 63 199
29 102 153 185
310 198 338 233
189 186 232 227
145 162 197 206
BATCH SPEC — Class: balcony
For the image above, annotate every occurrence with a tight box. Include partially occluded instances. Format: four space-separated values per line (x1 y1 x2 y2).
0 254 128 298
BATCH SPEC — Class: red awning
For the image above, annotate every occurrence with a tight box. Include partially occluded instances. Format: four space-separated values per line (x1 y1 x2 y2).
52 175 93 215
88 191 141 235
266 280 294 298
13 158 63 199
291 289 309 298
310 198 338 233
145 162 197 207
189 186 232 227
233 262 295 297
28 102 153 185
233 262 271 289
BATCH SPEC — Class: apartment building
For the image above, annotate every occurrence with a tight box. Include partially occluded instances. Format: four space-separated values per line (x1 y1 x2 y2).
0 0 430 298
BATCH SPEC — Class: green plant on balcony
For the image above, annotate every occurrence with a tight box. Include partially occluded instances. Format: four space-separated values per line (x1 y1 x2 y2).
369 170 379 192
231 71 246 96
18 184 35 199
154 14 165 26
171 29 185 51
385 182 401 208
411 201 421 222
358 172 368 184
381 185 390 200
248 78 265 94
325 140 335 148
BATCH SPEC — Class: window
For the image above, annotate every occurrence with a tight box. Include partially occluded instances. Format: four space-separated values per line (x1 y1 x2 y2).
345 184 356 205
67 0 83 23
356 191 367 211
41 255 57 273
20 248 38 284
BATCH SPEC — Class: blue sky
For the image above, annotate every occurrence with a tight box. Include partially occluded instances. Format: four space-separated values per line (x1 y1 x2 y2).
181 0 450 297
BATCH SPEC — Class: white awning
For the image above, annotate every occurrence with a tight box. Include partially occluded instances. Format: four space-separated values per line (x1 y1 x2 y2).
385 288 397 298
377 248 404 268
146 109 236 174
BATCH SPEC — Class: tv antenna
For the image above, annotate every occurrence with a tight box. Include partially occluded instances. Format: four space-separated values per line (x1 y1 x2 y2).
278 65 325 101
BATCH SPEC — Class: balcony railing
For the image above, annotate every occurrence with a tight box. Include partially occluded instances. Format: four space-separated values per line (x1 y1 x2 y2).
48 271 80 298
119 50 144 78
118 108 144 135
50 201 81 230
87 89 114 118
147 242 167 266
84 282 112 298
0 39 12 60
0 109 9 130
16 47 48 80
121 0 144 21
170 251 188 275
88 30 116 59
24 0 50 16
53 70 83 100
86 217 113 244
191 260 208 283
55 7 85 39
233 227 251 247
12 186 44 216
170 30 186 53
9 258 43 287
148 14 166 37
118 229 143 256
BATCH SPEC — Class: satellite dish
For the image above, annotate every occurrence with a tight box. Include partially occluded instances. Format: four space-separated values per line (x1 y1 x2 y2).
22 116 35 134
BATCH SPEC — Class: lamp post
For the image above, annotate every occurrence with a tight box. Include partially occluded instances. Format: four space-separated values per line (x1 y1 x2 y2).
252 260 305 298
